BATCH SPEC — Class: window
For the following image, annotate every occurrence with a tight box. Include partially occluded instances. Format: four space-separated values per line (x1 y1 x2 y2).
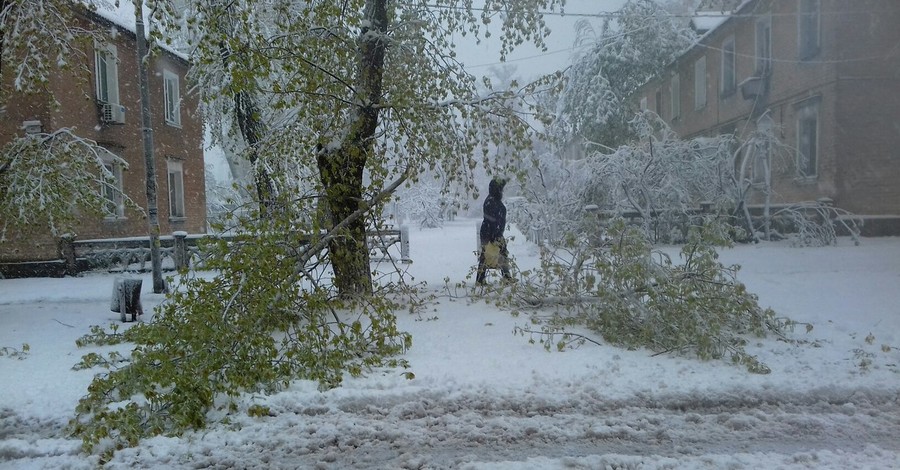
100 152 124 218
721 37 736 96
694 55 707 110
796 100 819 178
95 44 119 106
799 0 821 60
639 96 648 111
167 159 186 219
756 15 772 75
670 73 680 120
163 70 181 127
655 89 662 116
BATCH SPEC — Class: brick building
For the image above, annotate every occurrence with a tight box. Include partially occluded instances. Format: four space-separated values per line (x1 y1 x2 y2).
0 5 206 268
635 0 900 234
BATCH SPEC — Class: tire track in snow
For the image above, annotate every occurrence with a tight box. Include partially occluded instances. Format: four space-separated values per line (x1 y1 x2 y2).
170 387 900 469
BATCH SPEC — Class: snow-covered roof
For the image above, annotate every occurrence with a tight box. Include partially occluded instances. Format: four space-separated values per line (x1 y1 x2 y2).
690 12 729 34
88 0 187 62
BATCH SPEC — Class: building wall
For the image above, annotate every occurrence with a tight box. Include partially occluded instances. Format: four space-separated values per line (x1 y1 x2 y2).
635 0 900 220
0 12 206 262
832 1 900 216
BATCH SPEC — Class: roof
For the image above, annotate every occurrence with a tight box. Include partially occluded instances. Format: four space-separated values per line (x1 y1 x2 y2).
690 12 729 34
86 1 188 62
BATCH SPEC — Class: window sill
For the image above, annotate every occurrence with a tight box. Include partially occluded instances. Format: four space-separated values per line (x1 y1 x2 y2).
103 216 127 222
793 175 818 184
169 217 187 223
165 120 182 129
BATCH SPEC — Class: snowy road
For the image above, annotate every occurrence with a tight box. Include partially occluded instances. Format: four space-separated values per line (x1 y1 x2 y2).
99 385 900 469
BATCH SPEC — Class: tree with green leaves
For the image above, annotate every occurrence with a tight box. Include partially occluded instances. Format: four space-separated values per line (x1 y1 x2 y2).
183 0 564 297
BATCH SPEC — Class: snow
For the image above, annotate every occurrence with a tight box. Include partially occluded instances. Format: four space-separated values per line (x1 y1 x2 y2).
1 219 900 469
90 0 187 60
691 12 729 33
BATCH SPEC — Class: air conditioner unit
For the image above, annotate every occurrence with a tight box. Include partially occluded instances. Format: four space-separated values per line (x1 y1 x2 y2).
739 76 765 100
101 102 126 124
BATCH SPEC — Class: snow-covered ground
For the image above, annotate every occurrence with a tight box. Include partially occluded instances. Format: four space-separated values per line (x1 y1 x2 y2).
1 219 899 469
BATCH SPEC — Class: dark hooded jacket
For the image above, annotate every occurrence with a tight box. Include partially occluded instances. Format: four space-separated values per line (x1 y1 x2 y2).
480 179 506 243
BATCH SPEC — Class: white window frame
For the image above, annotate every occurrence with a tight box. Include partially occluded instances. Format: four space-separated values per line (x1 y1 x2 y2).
694 55 707 110
796 100 820 179
670 73 681 120
163 70 181 127
798 0 821 60
639 96 648 111
721 36 736 96
94 43 120 106
101 153 125 219
167 159 186 219
755 15 772 76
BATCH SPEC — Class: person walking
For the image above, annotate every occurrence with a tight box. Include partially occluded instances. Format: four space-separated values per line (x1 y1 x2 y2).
476 178 513 284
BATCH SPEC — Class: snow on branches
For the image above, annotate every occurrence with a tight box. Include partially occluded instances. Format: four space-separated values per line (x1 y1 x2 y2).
0 128 131 240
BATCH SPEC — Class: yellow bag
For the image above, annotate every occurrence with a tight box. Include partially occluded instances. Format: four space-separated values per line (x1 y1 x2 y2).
483 241 502 268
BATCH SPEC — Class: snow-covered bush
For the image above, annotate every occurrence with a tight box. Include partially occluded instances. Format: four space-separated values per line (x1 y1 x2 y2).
590 112 738 243
507 151 602 245
395 176 457 229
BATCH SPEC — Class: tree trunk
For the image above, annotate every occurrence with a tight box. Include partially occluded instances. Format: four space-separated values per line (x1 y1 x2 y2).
218 23 276 216
317 0 388 298
134 1 166 293
233 90 277 216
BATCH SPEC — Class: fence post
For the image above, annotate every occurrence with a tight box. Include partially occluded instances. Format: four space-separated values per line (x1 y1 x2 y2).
173 231 189 271
58 234 77 276
475 221 483 254
400 225 411 263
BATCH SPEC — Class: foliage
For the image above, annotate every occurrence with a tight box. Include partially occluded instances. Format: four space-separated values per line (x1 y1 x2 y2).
554 0 696 149
395 172 459 229
0 343 30 359
70 205 413 458
0 129 132 241
502 218 799 373
0 0 93 98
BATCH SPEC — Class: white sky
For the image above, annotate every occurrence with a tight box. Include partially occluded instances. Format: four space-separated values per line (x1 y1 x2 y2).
452 0 629 81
